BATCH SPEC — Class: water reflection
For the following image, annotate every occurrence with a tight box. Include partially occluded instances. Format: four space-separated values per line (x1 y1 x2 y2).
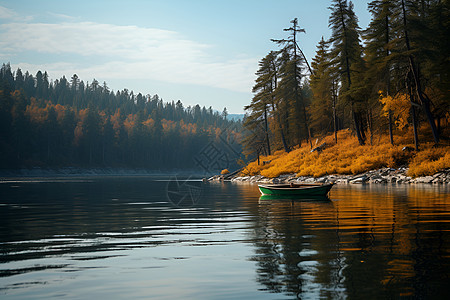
1 178 264 299
259 194 331 202
242 184 450 299
0 179 448 299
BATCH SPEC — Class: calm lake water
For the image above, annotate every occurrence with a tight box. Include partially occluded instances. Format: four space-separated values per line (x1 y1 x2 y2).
0 177 449 299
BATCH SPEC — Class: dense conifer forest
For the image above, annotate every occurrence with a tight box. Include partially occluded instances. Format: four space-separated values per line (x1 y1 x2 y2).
1 0 449 175
0 63 241 171
242 0 449 159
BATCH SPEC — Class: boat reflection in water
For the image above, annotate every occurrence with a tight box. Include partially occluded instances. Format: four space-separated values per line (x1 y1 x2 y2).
245 184 450 299
259 193 331 203
0 179 448 299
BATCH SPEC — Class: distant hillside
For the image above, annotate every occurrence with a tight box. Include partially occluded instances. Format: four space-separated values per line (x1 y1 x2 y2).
0 63 243 172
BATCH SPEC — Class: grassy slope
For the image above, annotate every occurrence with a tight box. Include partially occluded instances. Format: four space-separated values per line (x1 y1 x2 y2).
241 128 450 178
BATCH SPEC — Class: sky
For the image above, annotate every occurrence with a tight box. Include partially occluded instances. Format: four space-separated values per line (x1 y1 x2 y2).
0 0 371 113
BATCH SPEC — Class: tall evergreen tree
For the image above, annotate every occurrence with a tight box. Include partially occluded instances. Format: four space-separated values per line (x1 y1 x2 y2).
272 18 311 147
244 52 277 156
425 0 450 134
397 0 440 144
15 68 24 91
328 0 366 145
310 37 337 140
364 0 397 144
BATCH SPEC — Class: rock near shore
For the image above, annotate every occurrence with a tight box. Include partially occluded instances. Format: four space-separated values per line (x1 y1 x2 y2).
217 167 450 184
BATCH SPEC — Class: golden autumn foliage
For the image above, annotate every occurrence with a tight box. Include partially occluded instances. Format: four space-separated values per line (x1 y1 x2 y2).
1 69 242 170
408 146 450 177
25 98 49 124
123 114 137 136
142 117 155 129
240 129 450 178
162 119 176 132
379 92 411 131
20 95 217 144
221 169 230 175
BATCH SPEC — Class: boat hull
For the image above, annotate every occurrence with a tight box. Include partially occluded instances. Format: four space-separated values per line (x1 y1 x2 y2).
258 183 333 197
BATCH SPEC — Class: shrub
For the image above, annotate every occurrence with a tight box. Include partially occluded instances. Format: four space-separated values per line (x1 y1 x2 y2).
408 146 450 177
240 128 449 178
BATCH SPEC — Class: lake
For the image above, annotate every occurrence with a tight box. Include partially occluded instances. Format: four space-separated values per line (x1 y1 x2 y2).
0 177 449 299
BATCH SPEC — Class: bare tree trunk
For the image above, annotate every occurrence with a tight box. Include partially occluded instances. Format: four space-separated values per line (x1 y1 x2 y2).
338 1 364 145
263 104 271 155
401 0 439 144
102 139 105 165
360 112 367 142
269 63 289 153
282 110 291 152
291 19 311 149
352 108 365 145
436 116 441 135
47 134 51 162
332 81 338 144
367 109 373 145
385 14 394 145
388 110 394 145
280 126 289 152
406 71 420 151
271 102 289 153
411 104 419 151
301 100 312 148
333 108 338 144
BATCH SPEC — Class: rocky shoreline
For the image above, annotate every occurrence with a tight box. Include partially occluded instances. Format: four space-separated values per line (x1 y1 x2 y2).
209 167 450 184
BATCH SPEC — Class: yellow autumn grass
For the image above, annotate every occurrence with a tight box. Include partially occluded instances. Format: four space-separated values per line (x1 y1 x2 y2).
240 129 450 178
408 145 450 177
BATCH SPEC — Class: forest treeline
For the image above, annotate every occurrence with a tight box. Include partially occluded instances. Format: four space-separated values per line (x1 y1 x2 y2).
0 63 241 170
242 0 449 158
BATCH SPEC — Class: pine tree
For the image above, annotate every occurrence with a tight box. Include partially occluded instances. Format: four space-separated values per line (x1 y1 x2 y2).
425 0 450 134
397 0 439 144
272 18 311 147
364 0 397 144
244 52 277 156
15 68 24 90
310 37 337 140
328 0 366 145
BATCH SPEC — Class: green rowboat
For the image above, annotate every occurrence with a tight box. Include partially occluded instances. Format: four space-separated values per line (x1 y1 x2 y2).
258 183 333 197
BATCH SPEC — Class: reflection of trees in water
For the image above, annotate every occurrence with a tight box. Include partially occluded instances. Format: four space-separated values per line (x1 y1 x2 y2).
249 200 345 299
250 205 302 296
248 185 450 299
333 185 450 299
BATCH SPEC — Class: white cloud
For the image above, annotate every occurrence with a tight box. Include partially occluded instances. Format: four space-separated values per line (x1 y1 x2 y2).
0 19 257 93
47 12 78 22
0 5 19 20
0 5 32 21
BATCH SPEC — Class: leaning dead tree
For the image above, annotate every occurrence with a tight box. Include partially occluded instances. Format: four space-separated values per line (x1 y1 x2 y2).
271 18 313 147
401 0 439 144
